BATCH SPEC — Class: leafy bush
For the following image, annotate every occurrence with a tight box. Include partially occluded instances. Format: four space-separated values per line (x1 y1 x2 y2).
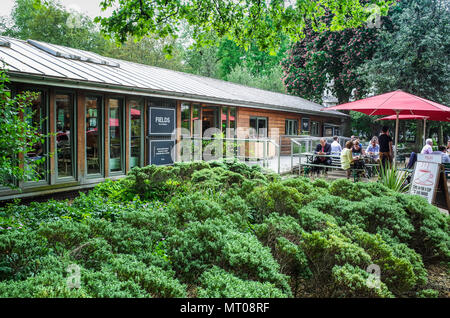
0 161 448 298
197 267 288 298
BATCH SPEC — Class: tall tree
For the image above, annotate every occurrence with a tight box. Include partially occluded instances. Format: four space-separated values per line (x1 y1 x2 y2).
358 0 450 144
104 36 188 72
95 0 394 53
281 18 380 104
2 0 109 54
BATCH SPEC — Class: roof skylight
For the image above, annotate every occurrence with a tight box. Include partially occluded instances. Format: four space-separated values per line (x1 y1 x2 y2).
27 39 120 68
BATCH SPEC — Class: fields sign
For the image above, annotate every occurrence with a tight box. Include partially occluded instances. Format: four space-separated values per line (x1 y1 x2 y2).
149 107 175 135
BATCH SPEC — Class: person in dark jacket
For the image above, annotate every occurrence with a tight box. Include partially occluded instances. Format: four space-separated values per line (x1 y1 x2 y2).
313 138 332 173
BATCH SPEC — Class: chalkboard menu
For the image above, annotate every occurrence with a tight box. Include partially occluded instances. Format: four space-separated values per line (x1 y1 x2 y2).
149 107 175 135
149 140 175 165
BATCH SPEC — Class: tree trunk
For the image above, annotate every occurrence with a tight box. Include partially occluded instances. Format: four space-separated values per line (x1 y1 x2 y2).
415 120 423 152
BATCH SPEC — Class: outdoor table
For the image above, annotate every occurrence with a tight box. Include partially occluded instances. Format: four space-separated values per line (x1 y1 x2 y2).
302 152 340 164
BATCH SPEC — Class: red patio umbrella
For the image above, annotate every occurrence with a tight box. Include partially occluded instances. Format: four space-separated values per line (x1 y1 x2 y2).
378 114 450 146
322 90 450 160
377 115 429 146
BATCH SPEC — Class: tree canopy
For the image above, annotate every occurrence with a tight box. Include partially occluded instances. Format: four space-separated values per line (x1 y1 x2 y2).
95 0 394 53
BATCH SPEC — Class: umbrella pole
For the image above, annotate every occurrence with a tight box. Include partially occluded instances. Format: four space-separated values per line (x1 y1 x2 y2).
394 110 400 165
423 118 427 146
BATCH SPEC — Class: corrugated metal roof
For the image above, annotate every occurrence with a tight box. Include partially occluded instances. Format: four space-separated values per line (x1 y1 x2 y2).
0 36 347 118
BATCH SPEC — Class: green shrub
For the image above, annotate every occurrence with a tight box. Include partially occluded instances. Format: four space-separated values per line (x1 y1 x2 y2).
331 264 394 298
296 207 337 232
329 179 373 201
110 255 187 298
167 192 223 225
247 183 305 220
396 194 450 261
197 266 288 298
0 230 49 280
416 289 439 298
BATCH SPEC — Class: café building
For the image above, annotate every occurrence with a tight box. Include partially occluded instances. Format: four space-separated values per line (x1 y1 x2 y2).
0 36 348 200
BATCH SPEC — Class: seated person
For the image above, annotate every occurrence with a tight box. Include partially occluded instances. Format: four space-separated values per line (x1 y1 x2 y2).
352 139 365 156
365 137 380 162
432 145 450 163
421 138 434 154
330 136 342 154
341 140 360 179
313 138 332 173
406 152 417 169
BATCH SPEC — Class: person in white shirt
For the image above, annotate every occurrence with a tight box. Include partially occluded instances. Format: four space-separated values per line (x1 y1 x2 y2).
365 137 380 162
330 136 342 154
420 138 434 154
432 146 450 163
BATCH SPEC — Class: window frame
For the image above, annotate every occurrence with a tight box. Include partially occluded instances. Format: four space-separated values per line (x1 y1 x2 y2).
310 121 320 137
54 90 77 182
250 116 268 138
85 94 104 178
285 119 298 136
21 87 50 188
128 97 145 169
107 96 126 176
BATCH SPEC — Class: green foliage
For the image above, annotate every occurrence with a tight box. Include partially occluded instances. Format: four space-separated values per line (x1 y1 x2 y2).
197 266 287 298
96 0 393 54
282 17 379 104
377 162 410 193
331 264 394 298
416 289 439 298
0 162 448 298
0 70 49 188
358 0 450 106
2 0 109 54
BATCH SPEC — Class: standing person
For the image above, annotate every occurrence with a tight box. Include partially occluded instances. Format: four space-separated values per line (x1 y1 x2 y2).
421 139 434 154
378 126 393 167
330 136 342 154
341 140 359 179
366 137 380 163
313 138 332 174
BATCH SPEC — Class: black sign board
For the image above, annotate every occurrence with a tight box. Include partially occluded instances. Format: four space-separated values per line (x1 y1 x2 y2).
149 140 175 165
149 107 175 135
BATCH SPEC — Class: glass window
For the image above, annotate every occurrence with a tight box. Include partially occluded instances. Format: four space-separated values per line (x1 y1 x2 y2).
229 107 236 137
109 98 124 173
25 91 46 181
311 121 320 136
130 99 143 168
192 104 201 136
222 106 228 135
285 119 298 135
250 116 268 137
86 96 102 175
56 94 74 178
181 103 191 136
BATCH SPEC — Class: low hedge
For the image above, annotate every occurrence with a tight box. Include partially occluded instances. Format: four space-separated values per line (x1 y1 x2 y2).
0 160 448 298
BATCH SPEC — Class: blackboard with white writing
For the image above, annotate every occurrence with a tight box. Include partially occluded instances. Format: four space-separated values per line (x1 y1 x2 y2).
149 140 175 165
149 107 175 135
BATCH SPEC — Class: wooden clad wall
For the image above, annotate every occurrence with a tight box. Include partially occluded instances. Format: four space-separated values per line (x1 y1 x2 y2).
237 106 342 137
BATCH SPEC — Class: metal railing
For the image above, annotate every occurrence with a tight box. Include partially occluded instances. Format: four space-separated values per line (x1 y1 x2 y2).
178 136 281 173
289 136 352 174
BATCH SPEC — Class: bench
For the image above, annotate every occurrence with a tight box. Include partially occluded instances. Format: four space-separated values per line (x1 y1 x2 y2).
300 156 367 182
